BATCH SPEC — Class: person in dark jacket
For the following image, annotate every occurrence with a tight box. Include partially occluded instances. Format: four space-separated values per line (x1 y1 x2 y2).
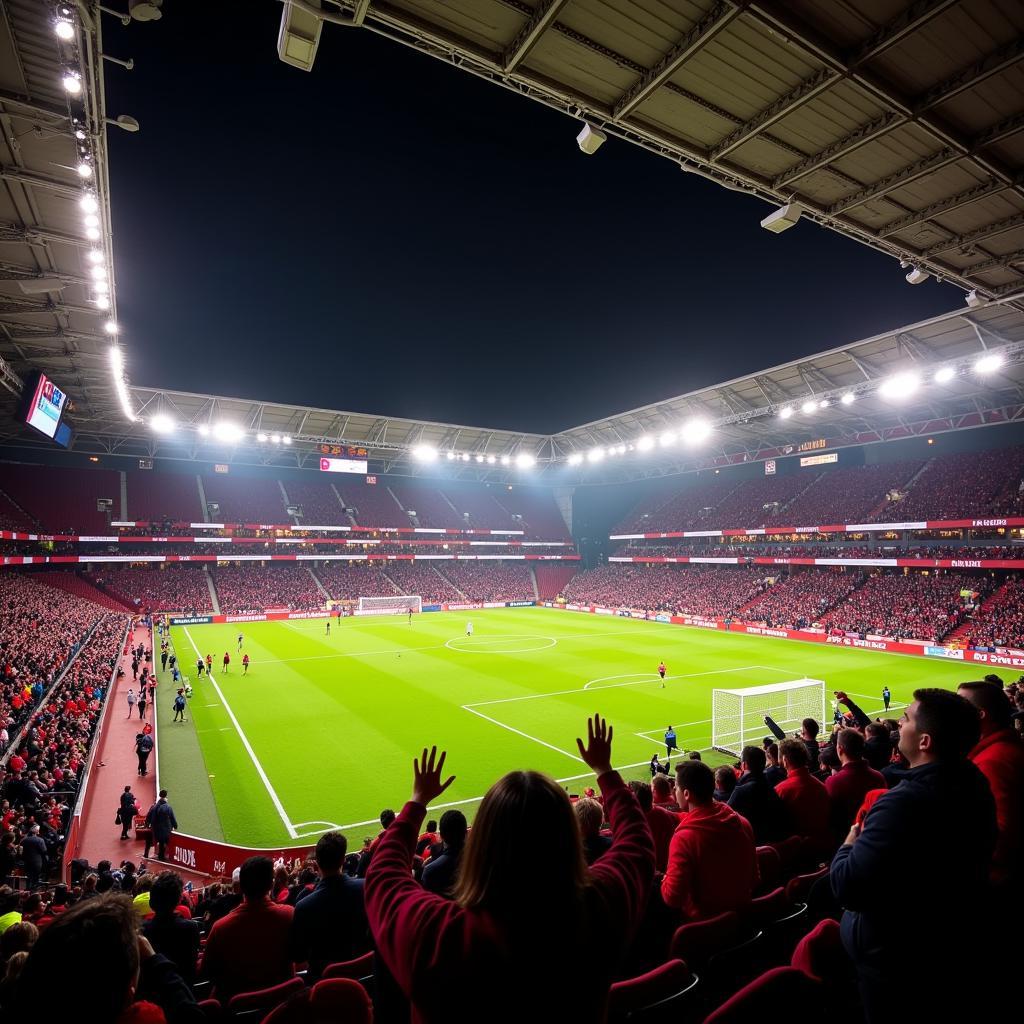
118 786 138 841
863 722 892 771
764 743 786 787
364 716 655 1024
421 809 467 897
145 790 178 861
21 826 47 891
728 746 790 844
142 871 201 987
830 688 996 1023
289 831 369 980
800 717 821 771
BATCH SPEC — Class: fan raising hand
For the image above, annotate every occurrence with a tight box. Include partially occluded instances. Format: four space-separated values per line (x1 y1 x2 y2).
576 713 614 776
411 746 456 808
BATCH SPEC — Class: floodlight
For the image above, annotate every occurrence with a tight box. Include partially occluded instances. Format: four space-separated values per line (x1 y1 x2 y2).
779 406 793 419
94 295 110 309
62 73 81 95
460 453 469 462
282 436 292 445
257 433 268 442
500 454 511 466
446 451 456 461
197 424 210 437
637 435 654 452
213 421 244 443
879 372 920 400
515 452 535 469
277 0 323 71
841 392 855 405
412 443 437 462
760 203 803 233
85 226 100 240
965 289 983 309
801 400 817 415
77 162 93 178
681 418 711 444
150 414 175 434
576 123 607 155
905 267 929 285
104 321 118 334
934 367 956 384
819 399 829 409
475 454 484 463
55 19 75 41
84 214 99 229
659 430 676 447
975 353 1004 375
271 434 282 444
80 194 98 214
587 447 605 463
486 455 496 465
90 265 107 280
567 453 583 466
94 279 109 294
87 249 103 264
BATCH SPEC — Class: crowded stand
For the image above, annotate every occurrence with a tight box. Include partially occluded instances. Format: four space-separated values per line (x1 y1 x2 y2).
87 568 213 615
335 478 410 528
200 474 288 524
313 562 404 601
615 476 739 533
741 569 862 628
381 563 463 603
280 479 349 525
613 542 1024 560
125 471 203 524
210 566 324 613
959 576 1024 649
821 570 990 641
439 563 534 602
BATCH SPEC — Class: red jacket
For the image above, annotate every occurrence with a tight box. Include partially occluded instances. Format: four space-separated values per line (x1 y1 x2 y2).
660 801 758 921
365 771 654 1024
970 727 1024 884
201 897 294 1001
775 766 832 856
646 805 680 872
825 759 886 839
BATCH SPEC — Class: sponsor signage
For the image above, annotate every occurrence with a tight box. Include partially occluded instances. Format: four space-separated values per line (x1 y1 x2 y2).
925 646 965 659
798 438 827 452
213 464 230 474
169 615 213 625
506 601 535 607
764 460 776 476
800 452 838 467
319 457 369 474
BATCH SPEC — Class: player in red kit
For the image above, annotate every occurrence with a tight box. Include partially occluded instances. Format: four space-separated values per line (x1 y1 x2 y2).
658 661 666 688
222 651 230 673
242 653 250 674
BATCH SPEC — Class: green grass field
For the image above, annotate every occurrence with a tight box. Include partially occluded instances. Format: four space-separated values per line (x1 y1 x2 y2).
156 608 975 848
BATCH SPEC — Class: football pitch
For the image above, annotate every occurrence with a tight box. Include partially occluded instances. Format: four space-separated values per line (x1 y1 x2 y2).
156 608 975 848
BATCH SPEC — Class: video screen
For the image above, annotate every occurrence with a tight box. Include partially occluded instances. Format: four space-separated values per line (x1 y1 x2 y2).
23 373 67 439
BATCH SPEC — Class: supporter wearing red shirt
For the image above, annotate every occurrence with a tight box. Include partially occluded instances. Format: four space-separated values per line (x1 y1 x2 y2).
958 680 1024 886
661 760 758 922
650 773 679 812
628 780 678 872
201 856 294 1001
824 728 885 842
775 738 832 857
365 717 654 1024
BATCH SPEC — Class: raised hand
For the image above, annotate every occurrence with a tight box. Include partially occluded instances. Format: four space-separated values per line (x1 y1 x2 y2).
576 713 614 775
411 746 455 808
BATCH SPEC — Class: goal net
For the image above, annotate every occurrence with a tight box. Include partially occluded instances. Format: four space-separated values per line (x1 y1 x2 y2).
356 595 422 616
712 678 826 758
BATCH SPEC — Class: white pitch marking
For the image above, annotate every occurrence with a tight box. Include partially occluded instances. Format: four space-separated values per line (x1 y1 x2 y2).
461 705 585 765
183 626 298 840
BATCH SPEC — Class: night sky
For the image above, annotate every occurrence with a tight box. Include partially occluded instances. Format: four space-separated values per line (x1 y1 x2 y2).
104 3 961 434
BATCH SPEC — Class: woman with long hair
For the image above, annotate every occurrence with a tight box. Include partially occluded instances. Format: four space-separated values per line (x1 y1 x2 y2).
365 714 655 1023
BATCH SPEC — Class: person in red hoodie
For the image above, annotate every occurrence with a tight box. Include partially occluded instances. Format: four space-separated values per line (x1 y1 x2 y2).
775 738 832 858
957 680 1024 888
364 715 654 1024
628 780 678 872
661 760 758 922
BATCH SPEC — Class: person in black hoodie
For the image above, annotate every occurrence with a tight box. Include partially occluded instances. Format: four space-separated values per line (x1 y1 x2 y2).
727 746 790 844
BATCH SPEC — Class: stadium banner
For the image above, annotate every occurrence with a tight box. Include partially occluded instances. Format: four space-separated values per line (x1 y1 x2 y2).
506 600 536 607
1 532 569 548
423 603 443 612
924 646 965 659
165 831 316 878
966 650 1024 668
607 555 1023 570
0 553 579 567
169 615 214 625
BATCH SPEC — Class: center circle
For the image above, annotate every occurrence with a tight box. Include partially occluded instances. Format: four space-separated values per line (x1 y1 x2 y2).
445 635 557 654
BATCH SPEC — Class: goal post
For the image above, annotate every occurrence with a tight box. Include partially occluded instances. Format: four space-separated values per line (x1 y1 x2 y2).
356 595 422 616
712 678 826 758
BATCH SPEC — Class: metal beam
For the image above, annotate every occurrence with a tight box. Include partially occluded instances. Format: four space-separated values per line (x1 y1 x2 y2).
961 249 1024 277
923 212 1024 258
876 178 1008 238
0 220 92 249
828 148 960 216
503 0 571 73
613 1 742 120
0 166 81 198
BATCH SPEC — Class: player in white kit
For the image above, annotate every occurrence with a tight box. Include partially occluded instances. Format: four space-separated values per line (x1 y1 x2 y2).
466 621 473 636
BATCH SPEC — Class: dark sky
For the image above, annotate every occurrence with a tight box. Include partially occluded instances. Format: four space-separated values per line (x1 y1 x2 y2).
104 3 960 434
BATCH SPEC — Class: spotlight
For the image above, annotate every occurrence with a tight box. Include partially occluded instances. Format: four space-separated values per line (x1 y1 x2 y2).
965 289 983 308
637 435 654 452
90 265 107 280
500 454 511 466
486 455 496 465
84 226 100 240
475 454 484 463
55 19 75 41
62 73 82 95
104 321 118 334
460 453 470 462
905 267 929 285
257 433 268 442
84 213 99 229
975 353 1004 375
213 421 244 443
568 453 583 467
840 392 855 405
934 367 956 384
801 400 817 415
576 123 607 155
94 295 110 309
681 419 711 445
74 128 86 141
282 436 292 445
197 424 210 437
587 447 605 463
77 162 93 178
94 279 109 294
80 194 98 214
150 414 175 434
413 444 438 462
779 406 793 419
879 372 920 400
515 452 535 469
270 434 281 444
760 202 803 233
819 399 829 409
87 249 103 264
446 451 455 461
659 430 677 447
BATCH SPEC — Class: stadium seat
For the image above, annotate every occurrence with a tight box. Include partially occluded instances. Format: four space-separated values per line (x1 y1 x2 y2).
260 979 373 1024
703 966 823 1021
226 977 304 1020
607 959 699 1022
321 951 375 983
768 834 809 877
790 919 848 982
754 845 781 894
783 865 828 905
744 886 788 928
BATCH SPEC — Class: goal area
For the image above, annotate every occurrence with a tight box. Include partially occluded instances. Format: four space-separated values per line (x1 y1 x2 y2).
355 595 422 616
712 678 826 758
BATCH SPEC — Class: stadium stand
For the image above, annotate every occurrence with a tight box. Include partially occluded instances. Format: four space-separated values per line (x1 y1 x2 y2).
0 489 35 532
335 478 409 528
313 562 403 601
281 479 349 525
388 483 459 528
956 576 1024 649
614 477 739 533
737 570 861 629
126 471 203 524
498 487 571 540
201 474 287 523
439 563 534 602
31 573 134 614
534 563 579 599
211 566 323 613
1 465 120 533
382 562 462 603
87 567 214 614
441 484 517 531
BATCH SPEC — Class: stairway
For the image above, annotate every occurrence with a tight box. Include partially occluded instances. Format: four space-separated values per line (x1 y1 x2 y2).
36 572 134 613
308 567 331 599
204 567 221 614
944 579 1013 646
867 459 935 520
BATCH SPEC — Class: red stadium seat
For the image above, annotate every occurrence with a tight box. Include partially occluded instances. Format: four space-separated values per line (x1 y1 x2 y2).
226 977 304 1019
744 886 788 927
260 979 373 1024
784 865 828 905
321 951 375 982
704 966 822 1021
608 959 698 1022
754 845 781 894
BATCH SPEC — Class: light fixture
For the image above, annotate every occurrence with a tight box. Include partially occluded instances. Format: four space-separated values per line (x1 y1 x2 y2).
55 19 75 41
270 434 282 444
80 194 98 214
94 295 110 309
94 279 109 294
460 453 470 462
637 435 654 452
576 123 607 155
568 453 583 466
659 430 676 447
801 400 817 415
475 454 485 463
486 455 496 465
587 447 605 463
213 421 244 443
975 352 1004 375
74 128 86 141
257 432 268 443
411 444 437 462
282 436 292 445
104 320 119 334
90 265 107 280
905 268 929 285
62 73 82 95
760 202 803 233
681 418 712 445
879 372 920 400
841 392 855 405
77 162 93 178
515 452 535 469
446 451 456 461
779 406 793 419
87 249 103 264
819 399 829 409
197 424 210 437
83 214 100 229
108 345 135 421
965 289 983 309
500 454 511 466
84 226 100 240
934 366 956 384
150 414 175 434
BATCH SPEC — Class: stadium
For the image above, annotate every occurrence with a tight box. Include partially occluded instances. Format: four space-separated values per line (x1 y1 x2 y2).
0 1 1022 1021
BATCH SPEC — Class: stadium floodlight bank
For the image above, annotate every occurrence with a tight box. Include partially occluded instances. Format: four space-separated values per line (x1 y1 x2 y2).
356 595 422 616
712 679 826 757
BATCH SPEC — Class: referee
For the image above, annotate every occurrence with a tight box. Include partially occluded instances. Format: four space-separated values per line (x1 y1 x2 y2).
664 725 678 761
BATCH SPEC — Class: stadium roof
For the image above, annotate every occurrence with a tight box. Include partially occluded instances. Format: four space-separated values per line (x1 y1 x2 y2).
2 1 1024 482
